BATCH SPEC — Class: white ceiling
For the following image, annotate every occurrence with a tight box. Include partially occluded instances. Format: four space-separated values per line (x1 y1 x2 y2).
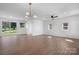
0 3 79 19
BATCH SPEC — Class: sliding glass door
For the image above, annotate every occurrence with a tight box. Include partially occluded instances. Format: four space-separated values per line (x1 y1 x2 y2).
2 22 16 36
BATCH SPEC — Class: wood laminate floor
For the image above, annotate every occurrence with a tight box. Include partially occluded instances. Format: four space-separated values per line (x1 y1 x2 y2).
0 34 79 55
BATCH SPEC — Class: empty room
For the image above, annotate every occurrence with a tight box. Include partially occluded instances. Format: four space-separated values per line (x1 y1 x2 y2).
0 3 79 55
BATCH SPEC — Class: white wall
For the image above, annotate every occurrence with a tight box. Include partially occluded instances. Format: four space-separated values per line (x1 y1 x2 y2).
26 18 44 36
43 14 79 39
26 20 33 34
32 19 44 36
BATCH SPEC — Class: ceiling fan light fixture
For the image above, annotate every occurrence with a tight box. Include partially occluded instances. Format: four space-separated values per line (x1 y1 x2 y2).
25 3 38 19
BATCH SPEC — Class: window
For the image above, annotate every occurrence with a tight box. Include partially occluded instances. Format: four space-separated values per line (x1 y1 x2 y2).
2 22 16 36
48 24 52 30
20 23 25 28
63 23 68 30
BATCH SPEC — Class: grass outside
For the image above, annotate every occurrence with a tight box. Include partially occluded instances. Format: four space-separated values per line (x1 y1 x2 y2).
2 30 16 36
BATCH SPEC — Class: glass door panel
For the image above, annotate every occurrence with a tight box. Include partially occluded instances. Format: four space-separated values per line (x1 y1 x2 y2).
2 22 16 36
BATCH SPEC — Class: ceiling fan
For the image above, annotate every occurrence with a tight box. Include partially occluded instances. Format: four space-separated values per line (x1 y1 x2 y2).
51 15 58 20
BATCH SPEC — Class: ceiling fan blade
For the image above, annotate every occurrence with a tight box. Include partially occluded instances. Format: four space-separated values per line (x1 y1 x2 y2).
51 15 58 18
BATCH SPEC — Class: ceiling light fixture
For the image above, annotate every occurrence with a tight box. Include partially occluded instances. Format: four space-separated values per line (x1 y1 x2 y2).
26 12 30 15
25 3 38 19
33 15 37 18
